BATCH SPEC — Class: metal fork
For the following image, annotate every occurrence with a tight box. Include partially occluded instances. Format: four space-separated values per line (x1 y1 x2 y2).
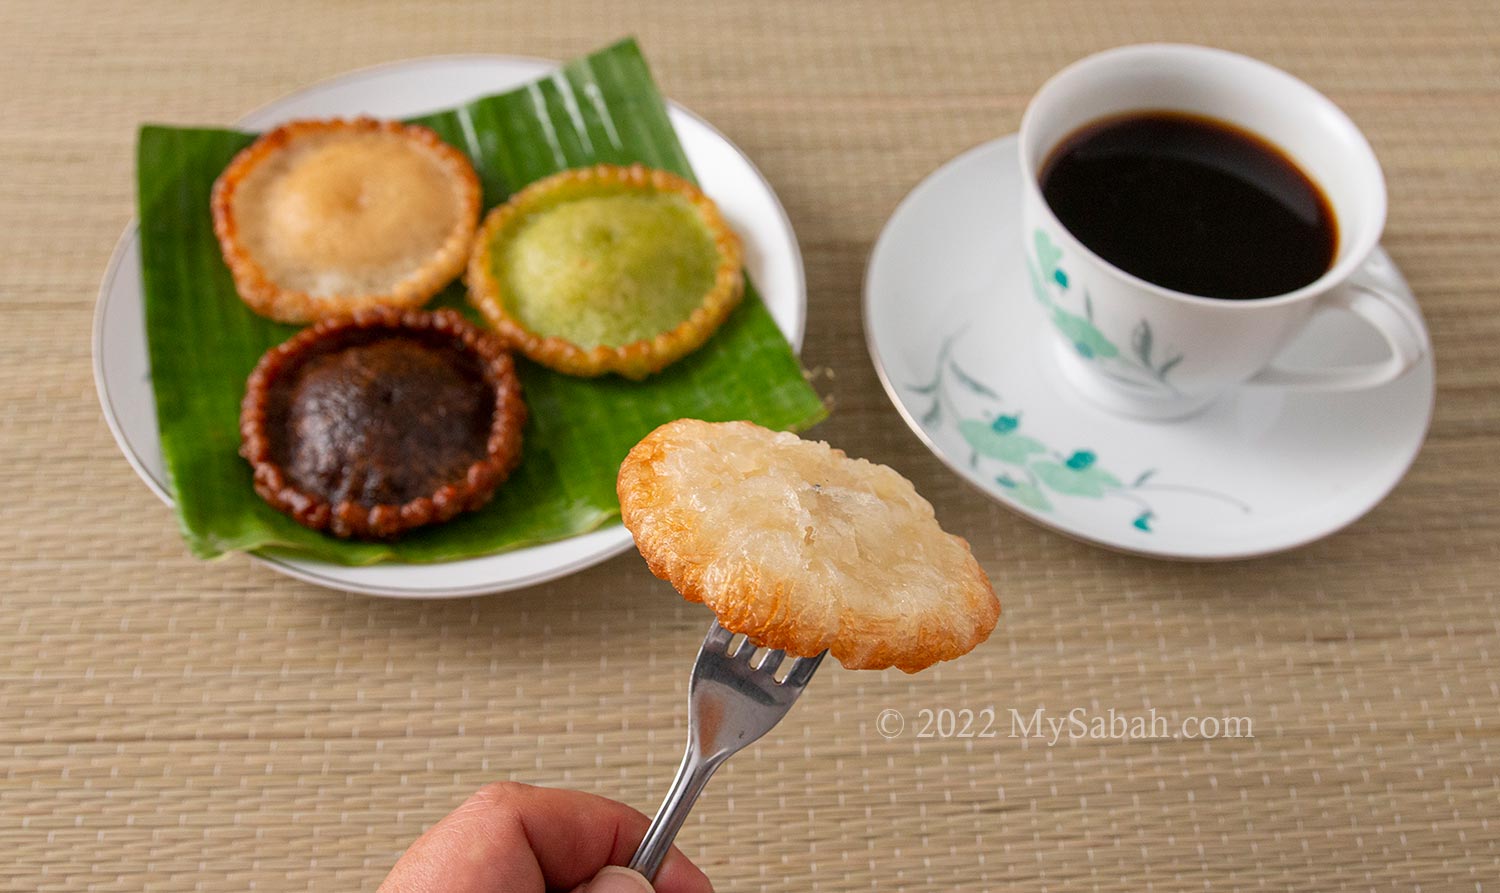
628 620 826 880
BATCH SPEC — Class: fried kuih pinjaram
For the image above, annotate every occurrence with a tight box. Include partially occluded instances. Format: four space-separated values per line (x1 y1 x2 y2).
618 419 1000 673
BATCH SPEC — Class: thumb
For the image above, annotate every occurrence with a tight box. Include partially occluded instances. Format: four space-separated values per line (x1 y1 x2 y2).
573 865 655 893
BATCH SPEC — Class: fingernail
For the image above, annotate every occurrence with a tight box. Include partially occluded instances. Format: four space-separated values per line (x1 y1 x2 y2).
583 865 654 893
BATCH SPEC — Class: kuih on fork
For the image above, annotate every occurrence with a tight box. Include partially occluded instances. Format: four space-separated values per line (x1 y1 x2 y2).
614 418 1000 876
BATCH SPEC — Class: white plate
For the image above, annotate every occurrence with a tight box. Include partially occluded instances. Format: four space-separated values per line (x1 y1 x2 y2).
864 136 1434 560
93 55 806 597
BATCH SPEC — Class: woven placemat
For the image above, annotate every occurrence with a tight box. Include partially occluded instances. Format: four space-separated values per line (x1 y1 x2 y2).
3 0 1499 889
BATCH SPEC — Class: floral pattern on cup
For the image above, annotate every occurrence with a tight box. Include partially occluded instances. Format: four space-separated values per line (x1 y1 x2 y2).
1028 230 1185 395
909 331 1249 533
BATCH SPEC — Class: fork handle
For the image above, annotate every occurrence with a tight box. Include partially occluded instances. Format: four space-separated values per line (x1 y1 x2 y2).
628 745 723 881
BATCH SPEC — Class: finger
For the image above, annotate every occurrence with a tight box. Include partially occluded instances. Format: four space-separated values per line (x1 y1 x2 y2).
572 865 654 893
379 782 712 893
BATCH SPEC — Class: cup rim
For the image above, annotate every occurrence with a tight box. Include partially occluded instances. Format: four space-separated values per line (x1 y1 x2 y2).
1018 43 1388 310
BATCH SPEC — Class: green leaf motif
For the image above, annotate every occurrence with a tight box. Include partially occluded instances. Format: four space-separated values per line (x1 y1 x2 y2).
997 474 1053 512
1050 306 1119 359
949 361 1000 399
1034 229 1064 277
959 419 1046 464
1033 459 1123 498
921 399 942 427
1156 353 1185 381
1132 320 1154 366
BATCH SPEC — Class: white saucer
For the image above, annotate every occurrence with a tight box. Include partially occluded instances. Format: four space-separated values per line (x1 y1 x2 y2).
864 136 1434 560
93 55 806 597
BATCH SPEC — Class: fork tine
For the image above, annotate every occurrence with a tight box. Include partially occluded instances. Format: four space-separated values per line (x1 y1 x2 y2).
702 621 734 652
785 651 826 686
755 650 786 675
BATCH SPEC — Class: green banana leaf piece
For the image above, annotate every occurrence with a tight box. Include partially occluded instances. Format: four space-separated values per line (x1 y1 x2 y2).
136 38 826 565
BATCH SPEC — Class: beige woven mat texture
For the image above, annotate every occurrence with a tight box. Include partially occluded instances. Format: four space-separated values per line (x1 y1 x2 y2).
4 0 1499 889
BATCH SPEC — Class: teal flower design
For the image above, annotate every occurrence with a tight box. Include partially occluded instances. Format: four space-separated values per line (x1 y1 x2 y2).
1029 228 1183 388
1028 232 1118 360
910 328 1248 535
1066 450 1097 470
1050 306 1119 359
1032 450 1123 498
958 415 1046 464
997 474 1052 511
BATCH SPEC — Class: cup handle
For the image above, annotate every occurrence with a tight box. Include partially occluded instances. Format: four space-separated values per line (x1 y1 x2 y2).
1247 281 1428 390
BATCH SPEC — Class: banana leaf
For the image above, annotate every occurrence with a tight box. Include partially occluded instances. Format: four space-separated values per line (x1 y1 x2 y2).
136 38 826 565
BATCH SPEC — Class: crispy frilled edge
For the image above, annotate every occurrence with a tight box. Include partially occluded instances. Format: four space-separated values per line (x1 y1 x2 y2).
617 420 1000 673
210 118 481 324
466 163 744 380
239 307 526 540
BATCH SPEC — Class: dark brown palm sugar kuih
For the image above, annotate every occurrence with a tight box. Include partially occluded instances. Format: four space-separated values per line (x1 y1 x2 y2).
240 307 526 539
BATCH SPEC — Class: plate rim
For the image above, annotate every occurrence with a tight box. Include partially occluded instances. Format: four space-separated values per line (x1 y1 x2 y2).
93 52 807 597
862 133 1436 561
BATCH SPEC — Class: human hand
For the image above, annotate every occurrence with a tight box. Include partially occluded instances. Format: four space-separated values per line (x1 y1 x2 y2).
379 782 713 893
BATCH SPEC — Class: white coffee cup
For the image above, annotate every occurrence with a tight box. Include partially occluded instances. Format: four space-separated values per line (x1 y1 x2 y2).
1018 44 1428 419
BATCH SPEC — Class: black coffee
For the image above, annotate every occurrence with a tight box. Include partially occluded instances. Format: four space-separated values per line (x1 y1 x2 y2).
1039 111 1337 300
